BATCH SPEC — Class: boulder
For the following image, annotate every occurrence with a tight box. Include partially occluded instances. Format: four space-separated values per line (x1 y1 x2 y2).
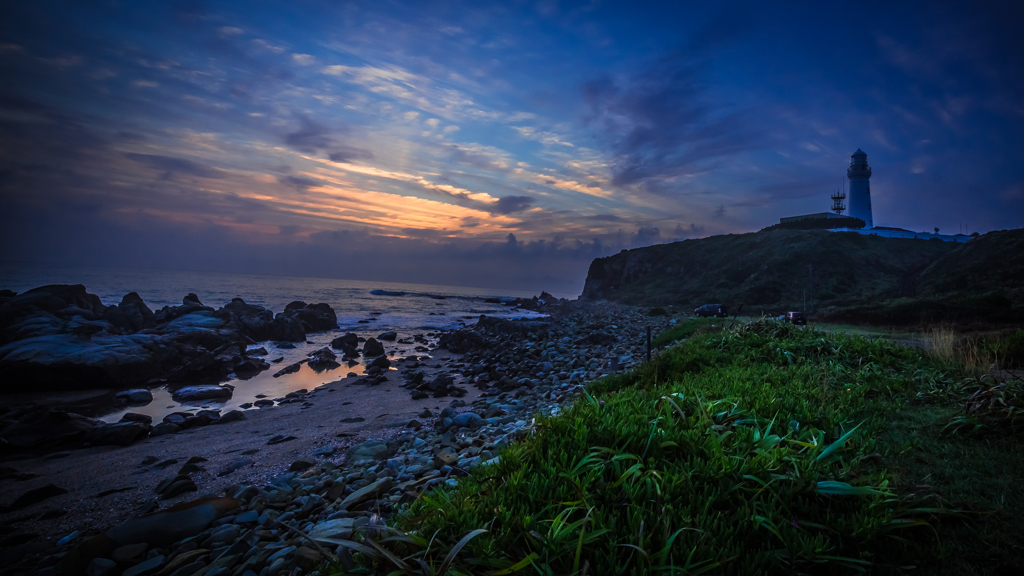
331 333 359 350
218 298 277 341
306 347 340 371
85 422 150 446
3 483 68 511
107 498 240 548
0 409 101 449
171 385 232 402
362 338 385 357
213 410 246 424
451 412 484 429
283 301 338 332
346 439 392 463
120 412 153 425
270 314 305 342
114 389 153 404
377 331 397 341
307 517 356 541
337 478 393 510
149 422 180 436
118 292 155 332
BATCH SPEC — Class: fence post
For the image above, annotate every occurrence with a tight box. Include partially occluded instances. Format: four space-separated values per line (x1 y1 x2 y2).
646 326 652 362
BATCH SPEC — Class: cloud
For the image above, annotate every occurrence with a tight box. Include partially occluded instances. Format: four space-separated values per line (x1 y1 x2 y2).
281 175 321 190
713 204 726 218
491 195 534 214
123 153 227 179
292 53 316 66
283 116 373 162
284 116 335 152
584 214 624 222
582 13 763 189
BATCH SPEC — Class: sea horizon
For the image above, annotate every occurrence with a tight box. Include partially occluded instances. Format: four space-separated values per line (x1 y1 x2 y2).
0 261 579 310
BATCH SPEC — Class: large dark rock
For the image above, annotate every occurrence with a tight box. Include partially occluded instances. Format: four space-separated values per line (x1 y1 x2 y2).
363 338 385 357
119 292 155 332
171 385 233 402
114 389 153 404
85 421 150 446
218 299 277 341
438 329 492 353
283 301 338 332
331 333 359 356
3 483 68 512
0 409 101 449
0 285 337 391
307 347 340 371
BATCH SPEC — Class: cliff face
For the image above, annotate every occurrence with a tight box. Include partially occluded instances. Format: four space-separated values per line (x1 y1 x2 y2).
580 229 958 311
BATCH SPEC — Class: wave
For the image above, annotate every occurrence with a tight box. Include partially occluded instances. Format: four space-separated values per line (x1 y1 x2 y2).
369 288 503 301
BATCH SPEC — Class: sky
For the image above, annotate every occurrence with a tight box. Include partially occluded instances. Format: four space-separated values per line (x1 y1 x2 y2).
1 0 1022 295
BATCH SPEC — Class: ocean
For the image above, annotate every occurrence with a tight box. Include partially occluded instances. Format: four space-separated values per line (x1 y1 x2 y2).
0 263 561 421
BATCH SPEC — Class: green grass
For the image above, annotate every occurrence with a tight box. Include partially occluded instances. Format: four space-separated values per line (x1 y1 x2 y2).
650 317 722 348
329 319 1024 575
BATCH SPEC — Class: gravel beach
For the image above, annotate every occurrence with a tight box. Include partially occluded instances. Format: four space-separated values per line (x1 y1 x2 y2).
1 299 679 576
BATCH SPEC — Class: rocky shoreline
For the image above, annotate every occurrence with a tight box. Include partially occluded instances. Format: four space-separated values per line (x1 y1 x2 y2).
1 287 675 576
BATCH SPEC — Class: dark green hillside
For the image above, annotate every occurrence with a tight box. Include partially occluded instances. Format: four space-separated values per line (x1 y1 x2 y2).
917 228 1024 302
822 228 1024 325
580 229 956 313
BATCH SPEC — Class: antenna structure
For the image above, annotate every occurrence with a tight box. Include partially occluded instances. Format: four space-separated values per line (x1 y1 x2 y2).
830 183 846 215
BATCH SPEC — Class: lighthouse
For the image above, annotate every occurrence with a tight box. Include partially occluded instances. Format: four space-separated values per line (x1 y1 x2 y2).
847 149 873 228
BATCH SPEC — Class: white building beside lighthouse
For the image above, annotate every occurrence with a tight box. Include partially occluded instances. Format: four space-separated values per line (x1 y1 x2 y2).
847 149 873 228
774 148 972 243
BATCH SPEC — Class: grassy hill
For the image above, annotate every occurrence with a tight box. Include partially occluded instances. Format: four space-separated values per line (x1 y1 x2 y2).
580 228 1024 326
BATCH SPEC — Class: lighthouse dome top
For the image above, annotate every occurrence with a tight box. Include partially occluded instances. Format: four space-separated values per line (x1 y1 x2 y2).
852 148 866 158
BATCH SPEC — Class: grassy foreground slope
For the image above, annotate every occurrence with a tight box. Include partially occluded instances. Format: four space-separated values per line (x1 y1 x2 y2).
333 320 1024 575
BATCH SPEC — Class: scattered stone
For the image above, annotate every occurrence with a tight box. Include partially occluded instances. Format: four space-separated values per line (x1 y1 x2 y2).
338 478 393 510
154 475 197 499
213 410 246 424
273 362 303 377
377 331 398 341
340 417 364 423
289 457 316 472
216 458 252 477
267 435 297 445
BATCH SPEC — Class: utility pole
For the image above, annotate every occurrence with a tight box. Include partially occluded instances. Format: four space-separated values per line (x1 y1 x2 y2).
808 264 813 314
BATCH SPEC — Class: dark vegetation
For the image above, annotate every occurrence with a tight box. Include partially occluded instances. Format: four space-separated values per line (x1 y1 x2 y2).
580 227 1024 327
760 216 866 232
329 319 1024 575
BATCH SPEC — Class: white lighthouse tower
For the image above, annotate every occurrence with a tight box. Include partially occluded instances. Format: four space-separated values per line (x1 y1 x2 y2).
847 149 873 228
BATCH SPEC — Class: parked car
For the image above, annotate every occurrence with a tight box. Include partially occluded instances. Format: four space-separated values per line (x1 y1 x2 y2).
694 304 728 318
786 311 806 325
